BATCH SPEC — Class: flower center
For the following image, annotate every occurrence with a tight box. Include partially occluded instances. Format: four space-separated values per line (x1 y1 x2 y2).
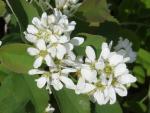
36 30 52 40
39 50 48 57
104 65 112 75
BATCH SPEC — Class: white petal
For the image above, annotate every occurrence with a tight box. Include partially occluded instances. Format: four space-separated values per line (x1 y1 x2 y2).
67 51 76 60
95 60 105 70
59 35 69 43
108 87 116 104
61 68 77 74
85 46 96 62
114 63 127 77
32 17 42 29
60 76 75 90
56 44 66 59
24 33 37 43
93 90 105 105
118 74 137 84
35 77 47 88
33 57 43 68
115 84 127 97
27 25 38 34
76 77 95 94
70 37 84 46
44 54 55 67
27 47 39 56
64 43 74 51
36 39 46 50
100 42 110 60
47 47 56 58
48 15 56 24
41 12 48 27
28 69 45 75
81 69 97 83
109 53 123 66
51 79 63 91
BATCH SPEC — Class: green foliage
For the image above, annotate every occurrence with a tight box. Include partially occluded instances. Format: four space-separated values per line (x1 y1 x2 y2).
0 43 34 74
5 0 42 39
53 88 91 113
75 0 118 24
74 33 106 56
133 66 145 84
0 0 6 16
1 0 150 113
0 73 49 113
95 102 123 113
137 48 150 76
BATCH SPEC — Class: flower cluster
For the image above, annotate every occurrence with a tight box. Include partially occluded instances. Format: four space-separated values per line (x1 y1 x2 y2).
55 0 82 16
25 1 137 112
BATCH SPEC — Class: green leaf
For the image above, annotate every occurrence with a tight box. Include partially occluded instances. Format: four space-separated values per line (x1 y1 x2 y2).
74 33 106 56
0 43 34 74
53 88 91 113
137 48 150 76
0 0 6 16
0 73 49 113
95 102 123 113
133 66 145 84
75 0 118 24
148 84 150 113
5 0 42 38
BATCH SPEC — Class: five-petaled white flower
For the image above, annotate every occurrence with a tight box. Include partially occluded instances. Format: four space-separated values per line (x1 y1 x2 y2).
114 37 137 63
27 39 55 68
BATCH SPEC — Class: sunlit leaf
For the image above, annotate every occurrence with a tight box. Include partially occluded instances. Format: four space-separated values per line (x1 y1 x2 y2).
53 88 90 113
0 43 34 74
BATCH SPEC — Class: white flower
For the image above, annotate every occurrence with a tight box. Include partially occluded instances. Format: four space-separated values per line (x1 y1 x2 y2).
75 42 136 105
51 68 76 90
114 37 137 63
47 36 84 60
29 69 52 93
27 39 55 68
24 9 76 44
45 104 55 113
55 0 82 16
29 67 76 92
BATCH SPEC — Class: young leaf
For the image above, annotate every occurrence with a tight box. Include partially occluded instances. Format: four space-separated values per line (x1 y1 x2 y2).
53 88 91 113
0 43 34 74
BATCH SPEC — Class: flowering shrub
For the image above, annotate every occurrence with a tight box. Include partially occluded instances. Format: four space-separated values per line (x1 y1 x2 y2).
0 0 150 113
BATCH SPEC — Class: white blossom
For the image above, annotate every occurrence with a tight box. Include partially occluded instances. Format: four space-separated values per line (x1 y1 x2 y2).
24 9 76 44
55 0 82 16
29 67 76 92
27 39 55 68
75 42 136 105
114 37 137 63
